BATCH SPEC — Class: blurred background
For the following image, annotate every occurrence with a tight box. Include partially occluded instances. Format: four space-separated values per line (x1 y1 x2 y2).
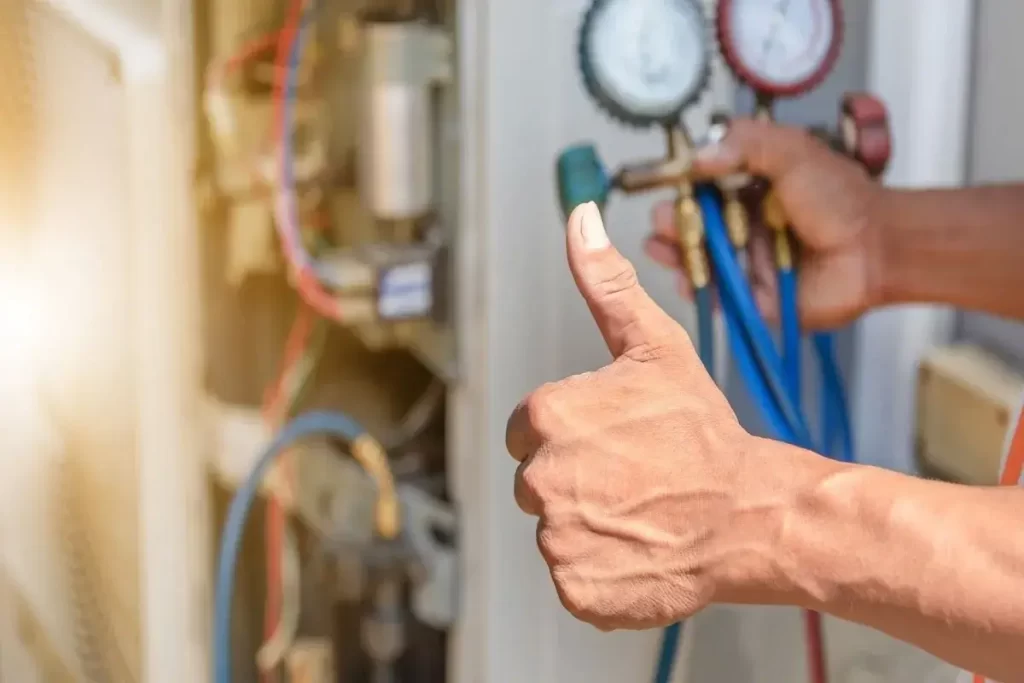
0 0 1017 682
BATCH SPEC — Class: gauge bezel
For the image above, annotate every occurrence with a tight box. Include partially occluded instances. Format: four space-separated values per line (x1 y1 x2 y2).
579 0 712 128
716 0 844 98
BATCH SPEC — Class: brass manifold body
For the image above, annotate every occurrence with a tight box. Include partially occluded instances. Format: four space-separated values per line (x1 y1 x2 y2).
613 125 710 288
612 123 751 289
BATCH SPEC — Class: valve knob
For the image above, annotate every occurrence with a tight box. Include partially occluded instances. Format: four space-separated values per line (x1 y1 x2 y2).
839 92 892 178
556 144 611 221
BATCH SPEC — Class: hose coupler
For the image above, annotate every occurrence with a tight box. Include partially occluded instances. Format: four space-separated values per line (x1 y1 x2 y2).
762 190 793 271
676 189 710 289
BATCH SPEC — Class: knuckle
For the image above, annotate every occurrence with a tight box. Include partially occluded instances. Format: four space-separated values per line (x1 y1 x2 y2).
558 584 599 624
771 123 815 150
622 342 670 365
620 326 688 364
504 409 520 447
753 124 817 174
520 459 546 499
535 523 559 563
550 569 587 618
523 383 560 433
520 462 544 493
514 461 539 514
591 262 639 300
798 138 837 171
505 400 534 461
651 202 676 236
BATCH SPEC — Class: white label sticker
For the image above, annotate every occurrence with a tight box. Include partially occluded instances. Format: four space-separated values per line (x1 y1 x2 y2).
379 262 432 319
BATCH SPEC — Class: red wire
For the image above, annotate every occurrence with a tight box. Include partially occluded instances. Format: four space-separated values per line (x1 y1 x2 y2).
272 0 343 322
207 31 282 89
803 610 829 683
259 3 327 677
210 5 336 680
260 304 315 683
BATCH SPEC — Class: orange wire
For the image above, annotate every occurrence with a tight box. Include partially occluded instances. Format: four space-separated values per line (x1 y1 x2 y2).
803 610 828 683
971 418 1024 683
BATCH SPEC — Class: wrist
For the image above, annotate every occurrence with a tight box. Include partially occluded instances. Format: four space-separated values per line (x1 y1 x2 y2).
864 185 904 310
707 437 848 607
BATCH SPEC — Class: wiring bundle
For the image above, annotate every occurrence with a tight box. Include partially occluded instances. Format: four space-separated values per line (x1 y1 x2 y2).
207 3 366 682
207 1 457 680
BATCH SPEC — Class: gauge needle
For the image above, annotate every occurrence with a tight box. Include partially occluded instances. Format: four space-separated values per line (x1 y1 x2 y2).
760 0 792 63
637 21 671 84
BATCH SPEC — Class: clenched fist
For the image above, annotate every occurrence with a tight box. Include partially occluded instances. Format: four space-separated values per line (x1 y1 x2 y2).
505 202 812 631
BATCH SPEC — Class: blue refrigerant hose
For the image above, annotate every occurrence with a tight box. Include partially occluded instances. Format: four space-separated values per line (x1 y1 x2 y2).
779 268 803 407
814 332 854 462
698 187 816 449
696 185 853 459
781 267 852 462
721 269 800 443
213 411 370 683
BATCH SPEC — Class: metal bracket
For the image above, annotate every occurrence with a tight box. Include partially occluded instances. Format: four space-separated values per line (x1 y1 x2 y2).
293 442 458 628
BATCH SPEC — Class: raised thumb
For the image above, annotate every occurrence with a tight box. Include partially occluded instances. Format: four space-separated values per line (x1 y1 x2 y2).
566 202 679 359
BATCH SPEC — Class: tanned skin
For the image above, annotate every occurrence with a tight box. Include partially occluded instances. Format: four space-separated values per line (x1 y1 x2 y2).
506 120 1024 683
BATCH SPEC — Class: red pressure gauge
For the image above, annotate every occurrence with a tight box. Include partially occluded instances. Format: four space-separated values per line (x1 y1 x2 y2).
839 92 892 178
717 0 844 98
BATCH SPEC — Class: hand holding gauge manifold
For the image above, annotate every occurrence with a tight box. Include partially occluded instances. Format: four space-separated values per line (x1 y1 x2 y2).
648 93 892 331
648 116 886 329
643 0 892 330
646 88 893 328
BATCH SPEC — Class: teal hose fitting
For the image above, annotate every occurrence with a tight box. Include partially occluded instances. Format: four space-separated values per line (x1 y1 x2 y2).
556 144 611 220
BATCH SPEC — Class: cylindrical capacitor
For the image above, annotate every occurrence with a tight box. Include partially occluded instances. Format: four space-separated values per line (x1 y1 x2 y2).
360 21 451 221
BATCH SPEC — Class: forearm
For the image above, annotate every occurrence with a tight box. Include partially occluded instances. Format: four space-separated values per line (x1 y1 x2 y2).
716 441 1024 682
878 184 1024 321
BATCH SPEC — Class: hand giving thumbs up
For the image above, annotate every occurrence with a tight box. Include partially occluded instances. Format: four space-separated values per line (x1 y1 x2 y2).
505 202 816 630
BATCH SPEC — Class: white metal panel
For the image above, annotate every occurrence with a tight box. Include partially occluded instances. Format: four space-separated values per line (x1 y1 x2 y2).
452 1 733 682
851 0 973 474
2 3 208 683
958 1 1024 368
1 3 139 681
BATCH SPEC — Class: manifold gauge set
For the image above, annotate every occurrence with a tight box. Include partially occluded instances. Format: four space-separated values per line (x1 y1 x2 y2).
557 0 891 219
578 0 846 126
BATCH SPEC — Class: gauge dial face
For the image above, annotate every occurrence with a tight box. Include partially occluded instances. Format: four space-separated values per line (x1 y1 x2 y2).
718 0 841 96
583 0 709 123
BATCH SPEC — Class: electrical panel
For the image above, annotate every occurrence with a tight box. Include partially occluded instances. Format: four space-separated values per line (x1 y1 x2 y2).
1 1 460 682
197 1 459 681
